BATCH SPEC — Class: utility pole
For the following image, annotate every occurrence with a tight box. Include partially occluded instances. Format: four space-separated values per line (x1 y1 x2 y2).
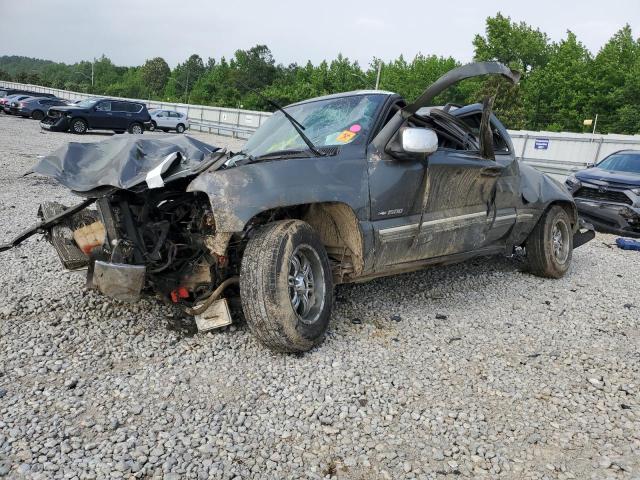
375 61 382 90
91 58 94 87
184 69 189 101
592 113 598 134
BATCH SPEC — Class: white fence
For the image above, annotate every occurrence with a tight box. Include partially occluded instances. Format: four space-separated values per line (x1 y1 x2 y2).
510 131 640 181
3 81 640 179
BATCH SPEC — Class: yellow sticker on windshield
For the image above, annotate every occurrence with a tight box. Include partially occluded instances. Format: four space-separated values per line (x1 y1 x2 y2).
336 130 356 143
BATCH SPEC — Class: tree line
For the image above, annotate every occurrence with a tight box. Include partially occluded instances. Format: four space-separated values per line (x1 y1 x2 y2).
1 14 638 134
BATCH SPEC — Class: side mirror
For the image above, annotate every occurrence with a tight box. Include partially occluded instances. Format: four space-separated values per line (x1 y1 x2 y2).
401 128 439 154
586 162 595 169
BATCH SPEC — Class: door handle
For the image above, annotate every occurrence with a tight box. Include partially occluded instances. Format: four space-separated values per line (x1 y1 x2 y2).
480 167 502 177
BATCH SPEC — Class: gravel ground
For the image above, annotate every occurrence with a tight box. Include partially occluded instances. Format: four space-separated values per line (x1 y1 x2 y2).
0 113 638 480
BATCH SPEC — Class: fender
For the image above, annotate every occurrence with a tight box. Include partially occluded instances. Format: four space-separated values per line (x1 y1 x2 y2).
186 152 371 232
520 163 576 220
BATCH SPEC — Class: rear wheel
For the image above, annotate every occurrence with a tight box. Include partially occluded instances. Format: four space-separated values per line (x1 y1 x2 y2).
128 123 143 134
176 123 185 133
525 205 573 278
70 118 87 134
240 220 333 353
31 110 45 120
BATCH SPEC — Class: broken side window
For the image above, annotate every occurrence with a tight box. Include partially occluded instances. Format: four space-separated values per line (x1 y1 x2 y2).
458 113 510 153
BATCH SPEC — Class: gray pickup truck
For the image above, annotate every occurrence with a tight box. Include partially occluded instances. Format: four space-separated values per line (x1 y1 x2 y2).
1 62 593 352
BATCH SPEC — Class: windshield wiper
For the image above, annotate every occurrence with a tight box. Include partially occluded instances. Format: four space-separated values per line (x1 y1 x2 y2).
240 84 326 157
225 150 256 167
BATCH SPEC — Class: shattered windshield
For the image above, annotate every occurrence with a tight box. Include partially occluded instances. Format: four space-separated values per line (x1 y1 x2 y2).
597 153 640 175
239 94 385 159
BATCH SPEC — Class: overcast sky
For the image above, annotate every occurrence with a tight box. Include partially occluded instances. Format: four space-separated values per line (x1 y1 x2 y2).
2 0 639 68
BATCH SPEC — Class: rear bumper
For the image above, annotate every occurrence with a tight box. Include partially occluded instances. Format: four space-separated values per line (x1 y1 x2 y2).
575 199 640 238
40 115 70 132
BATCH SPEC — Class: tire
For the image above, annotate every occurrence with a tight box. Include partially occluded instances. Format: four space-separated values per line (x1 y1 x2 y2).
240 220 333 352
128 123 143 134
70 118 87 134
525 205 573 279
149 121 157 132
176 123 185 133
31 110 45 121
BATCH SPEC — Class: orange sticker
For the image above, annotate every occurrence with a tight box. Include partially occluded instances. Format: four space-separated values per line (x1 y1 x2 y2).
336 130 356 143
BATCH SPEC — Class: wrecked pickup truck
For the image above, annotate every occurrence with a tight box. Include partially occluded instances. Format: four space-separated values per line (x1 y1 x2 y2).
1 62 594 352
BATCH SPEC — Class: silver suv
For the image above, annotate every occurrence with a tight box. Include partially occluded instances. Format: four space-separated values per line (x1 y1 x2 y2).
148 109 190 133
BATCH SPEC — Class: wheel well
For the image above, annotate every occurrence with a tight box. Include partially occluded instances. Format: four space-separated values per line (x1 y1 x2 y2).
548 200 578 228
242 202 365 281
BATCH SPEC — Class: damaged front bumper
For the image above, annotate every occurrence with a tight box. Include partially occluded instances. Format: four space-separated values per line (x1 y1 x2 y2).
575 199 640 238
40 114 70 132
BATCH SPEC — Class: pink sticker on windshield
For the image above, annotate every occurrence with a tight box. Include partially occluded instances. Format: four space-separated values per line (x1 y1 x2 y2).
350 124 362 133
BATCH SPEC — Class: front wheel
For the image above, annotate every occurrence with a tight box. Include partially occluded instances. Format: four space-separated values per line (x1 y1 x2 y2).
176 123 185 133
128 123 143 134
70 118 87 134
525 205 573 278
31 110 45 121
240 220 333 352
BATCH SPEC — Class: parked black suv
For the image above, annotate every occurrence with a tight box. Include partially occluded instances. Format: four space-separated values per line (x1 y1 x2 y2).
40 98 151 134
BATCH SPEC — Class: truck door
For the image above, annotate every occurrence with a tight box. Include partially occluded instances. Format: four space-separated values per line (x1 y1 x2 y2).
368 140 506 267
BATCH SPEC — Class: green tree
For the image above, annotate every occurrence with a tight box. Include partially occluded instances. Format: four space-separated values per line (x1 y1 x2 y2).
170 54 206 101
588 25 640 133
523 32 593 131
473 12 550 72
140 57 170 97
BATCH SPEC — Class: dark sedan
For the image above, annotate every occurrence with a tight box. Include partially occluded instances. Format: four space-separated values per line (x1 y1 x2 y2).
566 150 640 237
2 94 33 114
14 97 69 120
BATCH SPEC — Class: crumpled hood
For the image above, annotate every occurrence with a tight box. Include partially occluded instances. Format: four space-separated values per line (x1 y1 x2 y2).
575 167 640 188
33 134 222 193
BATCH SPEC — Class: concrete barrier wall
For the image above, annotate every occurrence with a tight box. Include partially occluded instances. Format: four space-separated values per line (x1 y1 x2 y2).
3 81 640 178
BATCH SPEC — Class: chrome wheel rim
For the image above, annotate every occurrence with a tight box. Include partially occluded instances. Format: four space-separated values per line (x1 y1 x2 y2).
288 244 325 324
177 125 184 133
73 121 85 133
132 125 142 134
552 220 570 264
149 123 155 131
